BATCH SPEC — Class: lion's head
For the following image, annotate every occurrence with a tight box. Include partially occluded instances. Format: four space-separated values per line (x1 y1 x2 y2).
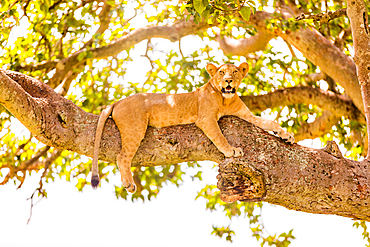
206 62 249 98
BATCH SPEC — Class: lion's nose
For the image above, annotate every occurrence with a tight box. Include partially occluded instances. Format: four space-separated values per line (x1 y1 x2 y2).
225 79 233 84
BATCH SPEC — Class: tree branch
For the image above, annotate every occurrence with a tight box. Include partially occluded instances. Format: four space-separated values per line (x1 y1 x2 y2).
91 18 211 59
216 29 275 56
81 1 113 50
347 0 370 159
15 60 59 73
304 72 326 84
240 86 364 123
294 110 341 141
217 138 370 221
295 8 347 23
46 18 211 89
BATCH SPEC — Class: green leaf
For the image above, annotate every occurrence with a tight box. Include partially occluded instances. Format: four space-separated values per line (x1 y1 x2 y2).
240 6 251 21
77 51 87 61
193 0 208 14
180 4 191 13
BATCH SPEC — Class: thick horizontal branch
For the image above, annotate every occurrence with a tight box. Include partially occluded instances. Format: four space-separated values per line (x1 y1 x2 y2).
217 137 370 221
0 69 223 164
240 86 364 123
1 70 370 220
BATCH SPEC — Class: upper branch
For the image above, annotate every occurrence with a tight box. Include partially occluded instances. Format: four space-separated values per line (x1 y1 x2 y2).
81 1 113 50
295 8 347 23
15 60 58 73
91 18 211 59
47 18 211 88
240 86 364 123
294 110 341 141
216 28 275 56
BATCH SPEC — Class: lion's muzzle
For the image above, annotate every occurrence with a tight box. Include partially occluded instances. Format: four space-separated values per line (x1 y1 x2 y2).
221 85 236 94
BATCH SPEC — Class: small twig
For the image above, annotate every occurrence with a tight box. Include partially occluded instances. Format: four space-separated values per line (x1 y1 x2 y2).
26 149 61 224
120 8 138 28
26 189 36 225
15 135 33 155
334 26 351 50
6 0 20 12
26 189 45 225
209 0 247 13
141 39 154 92
295 8 347 23
178 38 185 59
285 41 297 58
325 0 331 36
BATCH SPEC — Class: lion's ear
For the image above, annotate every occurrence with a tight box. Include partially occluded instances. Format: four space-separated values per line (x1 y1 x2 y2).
238 62 249 77
206 63 219 77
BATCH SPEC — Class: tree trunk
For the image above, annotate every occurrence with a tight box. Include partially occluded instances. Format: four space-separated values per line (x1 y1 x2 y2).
347 0 370 158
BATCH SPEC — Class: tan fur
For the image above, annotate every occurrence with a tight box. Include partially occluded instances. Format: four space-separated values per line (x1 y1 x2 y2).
91 63 294 192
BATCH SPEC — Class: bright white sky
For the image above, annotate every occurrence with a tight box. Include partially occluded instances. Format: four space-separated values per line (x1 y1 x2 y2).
0 162 367 247
1 2 369 247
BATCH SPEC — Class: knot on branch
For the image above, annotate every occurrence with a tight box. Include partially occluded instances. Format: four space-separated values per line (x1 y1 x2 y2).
322 141 343 159
217 158 266 203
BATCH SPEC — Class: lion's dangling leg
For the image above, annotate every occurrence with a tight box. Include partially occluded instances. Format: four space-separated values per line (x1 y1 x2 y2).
113 109 149 193
117 149 137 193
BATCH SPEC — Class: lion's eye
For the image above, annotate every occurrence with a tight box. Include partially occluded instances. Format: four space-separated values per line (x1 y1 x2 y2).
219 70 225 75
233 70 238 74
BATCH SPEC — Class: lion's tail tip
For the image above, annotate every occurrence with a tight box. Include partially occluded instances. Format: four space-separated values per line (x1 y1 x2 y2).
91 175 100 189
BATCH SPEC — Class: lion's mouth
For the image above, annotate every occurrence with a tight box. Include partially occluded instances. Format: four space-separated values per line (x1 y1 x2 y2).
221 86 236 94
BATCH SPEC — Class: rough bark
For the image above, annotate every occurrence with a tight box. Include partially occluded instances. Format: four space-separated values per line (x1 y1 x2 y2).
1 70 370 221
217 134 370 221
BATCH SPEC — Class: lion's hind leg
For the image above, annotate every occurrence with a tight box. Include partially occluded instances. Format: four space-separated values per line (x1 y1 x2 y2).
117 149 138 193
114 112 148 193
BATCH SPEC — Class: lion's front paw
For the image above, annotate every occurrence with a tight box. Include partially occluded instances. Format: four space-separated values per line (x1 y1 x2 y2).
233 147 244 157
276 131 295 144
223 147 243 158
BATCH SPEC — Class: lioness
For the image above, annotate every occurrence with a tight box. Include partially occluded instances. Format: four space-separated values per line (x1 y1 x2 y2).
91 62 294 192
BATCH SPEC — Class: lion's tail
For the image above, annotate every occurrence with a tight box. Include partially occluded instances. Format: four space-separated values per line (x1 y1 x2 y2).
91 104 115 189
